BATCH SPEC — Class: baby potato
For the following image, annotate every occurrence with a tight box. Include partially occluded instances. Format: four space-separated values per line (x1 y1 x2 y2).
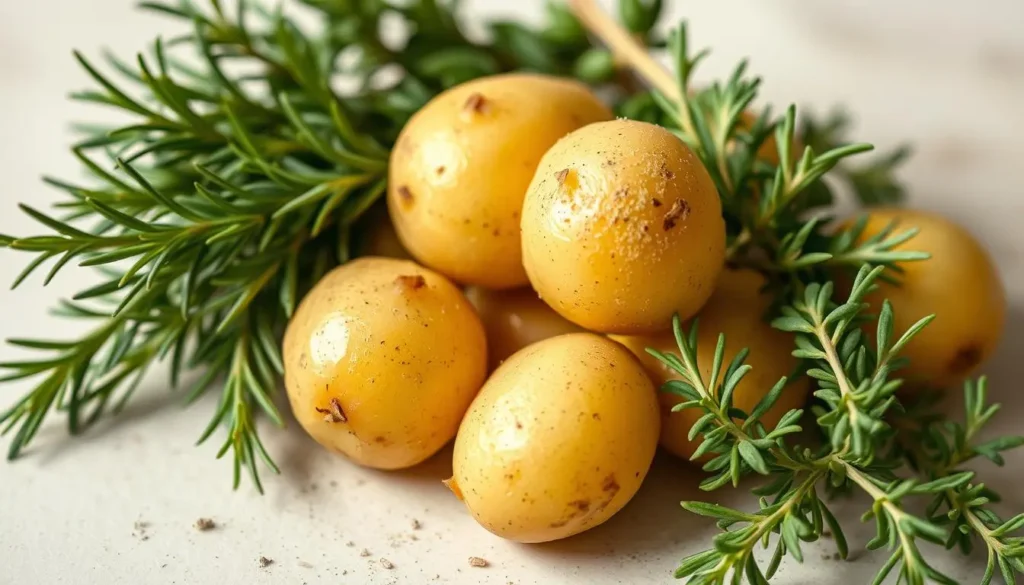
853 208 1005 389
388 73 613 289
612 269 808 462
282 257 487 470
521 119 726 334
448 333 659 543
464 286 585 370
356 205 412 260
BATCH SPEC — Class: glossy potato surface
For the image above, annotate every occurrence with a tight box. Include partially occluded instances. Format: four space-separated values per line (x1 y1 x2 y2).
854 208 1005 389
282 257 487 470
464 286 584 370
449 333 659 543
388 73 613 289
613 269 808 462
521 119 726 334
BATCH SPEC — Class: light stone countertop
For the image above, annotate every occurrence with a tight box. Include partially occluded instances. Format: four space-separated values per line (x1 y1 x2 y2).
1 1 1023 584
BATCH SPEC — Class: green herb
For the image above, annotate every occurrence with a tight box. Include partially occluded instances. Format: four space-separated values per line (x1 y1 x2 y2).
1 0 1020 583
625 19 1024 585
0 0 659 491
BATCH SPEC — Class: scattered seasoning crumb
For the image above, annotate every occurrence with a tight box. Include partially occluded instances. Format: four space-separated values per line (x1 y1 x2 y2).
380 558 394 570
360 549 371 557
555 168 570 185
259 556 273 568
346 541 355 547
468 556 489 568
133 520 150 541
316 398 347 423
833 552 842 561
298 560 314 569
342 570 348 575
194 518 216 531
161 564 167 569
411 519 422 530
330 480 338 488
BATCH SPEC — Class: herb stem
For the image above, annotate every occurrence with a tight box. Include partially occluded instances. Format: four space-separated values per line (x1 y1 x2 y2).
566 0 679 100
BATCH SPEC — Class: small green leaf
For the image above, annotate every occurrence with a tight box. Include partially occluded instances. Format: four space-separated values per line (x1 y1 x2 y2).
737 441 769 475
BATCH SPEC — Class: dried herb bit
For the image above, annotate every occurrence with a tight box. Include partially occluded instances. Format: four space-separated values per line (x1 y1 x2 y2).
661 199 689 231
380 558 394 570
556 169 571 184
316 398 347 423
194 518 216 531
468 556 489 568
360 549 371 558
411 519 422 530
258 557 273 568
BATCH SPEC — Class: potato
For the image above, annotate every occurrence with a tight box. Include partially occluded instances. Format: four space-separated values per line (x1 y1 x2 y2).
464 286 584 370
357 205 411 260
853 208 1005 389
282 257 487 470
447 333 659 543
521 119 726 334
612 269 808 462
387 73 613 289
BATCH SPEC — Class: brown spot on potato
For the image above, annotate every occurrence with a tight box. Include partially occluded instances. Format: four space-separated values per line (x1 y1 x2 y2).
395 274 426 290
651 198 662 207
614 188 628 199
515 420 523 429
556 169 570 184
435 165 446 176
569 499 591 513
663 199 691 231
374 436 390 445
549 519 569 528
397 185 414 204
316 398 347 423
950 344 983 375
592 413 601 421
602 474 620 495
463 92 489 114
662 164 675 180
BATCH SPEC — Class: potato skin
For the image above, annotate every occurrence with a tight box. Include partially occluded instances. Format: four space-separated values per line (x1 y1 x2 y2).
521 119 726 334
854 208 1005 389
612 269 808 462
449 333 659 543
387 73 613 289
464 286 585 370
357 206 412 260
282 257 487 470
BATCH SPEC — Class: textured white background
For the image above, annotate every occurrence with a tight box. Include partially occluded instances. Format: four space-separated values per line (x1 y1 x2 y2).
2 1 1024 584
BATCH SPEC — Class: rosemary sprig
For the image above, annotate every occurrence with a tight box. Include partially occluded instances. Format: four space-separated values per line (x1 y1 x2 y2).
0 0 663 491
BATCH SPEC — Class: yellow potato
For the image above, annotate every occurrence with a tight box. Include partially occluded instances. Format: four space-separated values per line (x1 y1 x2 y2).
282 257 487 470
853 208 1005 389
520 119 726 334
448 333 659 543
387 73 613 289
357 205 411 260
464 286 585 370
612 269 808 462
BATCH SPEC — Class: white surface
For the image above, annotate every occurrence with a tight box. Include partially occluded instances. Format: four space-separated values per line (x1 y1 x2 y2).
2 1 1024 584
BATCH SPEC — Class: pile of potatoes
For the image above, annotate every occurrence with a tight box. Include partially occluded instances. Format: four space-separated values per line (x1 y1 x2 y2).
282 73 1005 543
